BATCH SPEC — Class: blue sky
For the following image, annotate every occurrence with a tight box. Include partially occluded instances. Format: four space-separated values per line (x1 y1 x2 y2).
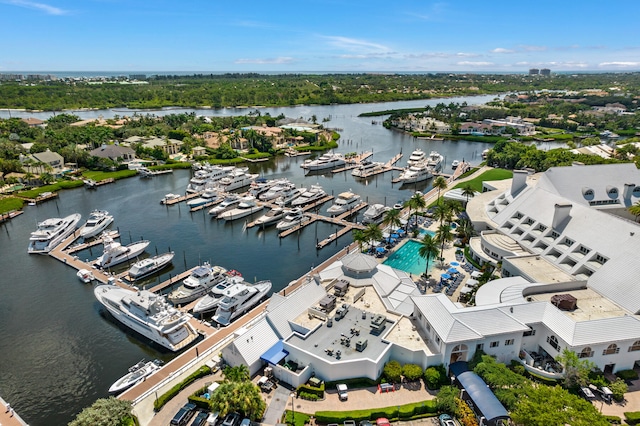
1 0 639 72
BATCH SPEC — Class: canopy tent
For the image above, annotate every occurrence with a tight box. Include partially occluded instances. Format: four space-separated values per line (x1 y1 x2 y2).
447 267 458 274
260 340 289 365
390 233 399 239
395 229 406 235
460 286 473 294
450 261 460 267
465 278 479 287
441 273 451 280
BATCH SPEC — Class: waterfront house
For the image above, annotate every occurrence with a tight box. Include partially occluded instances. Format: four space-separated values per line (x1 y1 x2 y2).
89 143 136 162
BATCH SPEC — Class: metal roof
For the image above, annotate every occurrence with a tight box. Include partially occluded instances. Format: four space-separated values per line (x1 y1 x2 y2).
450 362 509 423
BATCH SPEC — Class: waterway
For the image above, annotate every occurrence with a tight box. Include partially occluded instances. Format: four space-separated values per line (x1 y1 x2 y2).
0 95 498 425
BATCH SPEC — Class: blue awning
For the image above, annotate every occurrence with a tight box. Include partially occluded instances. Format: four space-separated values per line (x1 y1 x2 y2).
450 362 509 423
260 340 289 365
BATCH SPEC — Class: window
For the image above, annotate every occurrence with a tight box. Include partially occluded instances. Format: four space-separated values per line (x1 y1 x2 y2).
490 341 499 348
629 341 640 352
550 230 560 239
505 339 515 346
513 212 523 220
476 343 484 351
578 245 590 255
562 237 574 247
595 254 609 265
579 347 594 358
547 335 560 351
523 328 536 337
525 218 535 226
537 224 547 232
603 344 619 355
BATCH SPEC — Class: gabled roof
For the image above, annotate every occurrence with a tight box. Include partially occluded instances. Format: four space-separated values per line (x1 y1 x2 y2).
230 318 279 366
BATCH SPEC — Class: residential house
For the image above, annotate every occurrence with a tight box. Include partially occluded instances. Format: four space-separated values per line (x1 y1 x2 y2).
90 144 136 162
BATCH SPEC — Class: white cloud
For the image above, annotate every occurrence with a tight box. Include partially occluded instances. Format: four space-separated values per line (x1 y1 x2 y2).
457 61 494 67
599 61 640 68
3 0 67 15
519 45 547 52
407 2 447 21
323 36 390 54
491 48 514 54
234 57 295 65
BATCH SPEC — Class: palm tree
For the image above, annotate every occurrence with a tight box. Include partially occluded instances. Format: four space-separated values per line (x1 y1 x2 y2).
223 364 249 382
461 183 477 205
433 203 453 228
432 175 448 204
363 223 383 249
418 234 439 278
352 229 367 252
629 201 640 222
444 199 463 218
435 223 454 264
407 191 427 225
457 218 475 245
382 208 402 231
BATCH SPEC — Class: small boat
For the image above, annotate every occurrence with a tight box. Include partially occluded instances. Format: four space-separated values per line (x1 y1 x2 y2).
208 195 241 217
291 184 327 207
95 236 150 269
407 149 426 166
108 359 162 394
168 263 228 305
127 252 175 280
481 149 490 159
77 269 95 283
254 206 286 226
27 213 82 254
451 160 460 169
219 196 263 221
83 179 98 189
276 185 304 205
187 187 219 208
326 191 361 216
300 152 346 171
79 210 114 239
212 280 272 326
276 208 309 231
160 193 181 204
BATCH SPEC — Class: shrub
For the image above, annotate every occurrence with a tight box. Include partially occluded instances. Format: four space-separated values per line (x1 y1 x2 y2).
509 360 526 376
603 415 621 424
315 401 437 423
615 369 638 381
402 364 423 382
298 391 319 401
297 382 324 398
424 367 442 390
625 412 640 425
608 378 628 402
383 360 402 383
153 366 212 411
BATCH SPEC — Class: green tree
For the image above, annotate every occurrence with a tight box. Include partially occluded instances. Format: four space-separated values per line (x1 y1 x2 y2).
629 200 640 222
432 175 448 204
363 223 383 249
406 191 427 225
461 183 477 204
608 377 628 402
435 385 459 416
435 223 454 261
402 363 424 381
381 207 402 231
223 364 250 383
418 234 439 277
209 381 266 421
352 229 367 252
68 397 133 426
383 360 402 383
556 348 596 388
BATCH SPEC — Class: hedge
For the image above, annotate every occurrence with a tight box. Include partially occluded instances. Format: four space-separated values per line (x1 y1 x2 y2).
615 369 639 381
297 382 325 398
153 365 212 411
625 412 640 425
604 415 621 424
17 180 85 198
188 385 212 410
314 400 437 423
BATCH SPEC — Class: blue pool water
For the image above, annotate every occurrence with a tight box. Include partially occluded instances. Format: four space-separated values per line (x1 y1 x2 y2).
383 239 433 276
418 229 436 237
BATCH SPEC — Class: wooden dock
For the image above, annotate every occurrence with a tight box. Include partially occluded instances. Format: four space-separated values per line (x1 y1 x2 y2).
146 267 198 294
240 156 270 163
278 202 367 238
245 195 335 228
22 191 58 204
0 210 23 224
351 153 404 178
66 230 120 254
163 192 201 206
331 151 374 173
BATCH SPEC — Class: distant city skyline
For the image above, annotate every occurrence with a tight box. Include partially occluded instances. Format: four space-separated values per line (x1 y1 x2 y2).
2 0 639 72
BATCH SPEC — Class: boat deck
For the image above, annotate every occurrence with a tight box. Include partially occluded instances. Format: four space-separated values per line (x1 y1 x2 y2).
331 151 374 173
162 192 201 206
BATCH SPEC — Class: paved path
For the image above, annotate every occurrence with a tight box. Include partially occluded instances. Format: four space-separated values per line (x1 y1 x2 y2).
0 396 28 426
262 385 293 425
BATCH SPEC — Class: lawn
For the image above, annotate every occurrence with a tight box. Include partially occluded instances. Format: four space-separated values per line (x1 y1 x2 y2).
82 169 138 180
0 197 24 214
453 168 513 193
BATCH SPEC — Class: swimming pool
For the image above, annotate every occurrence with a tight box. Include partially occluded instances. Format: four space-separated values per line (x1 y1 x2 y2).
382 239 433 276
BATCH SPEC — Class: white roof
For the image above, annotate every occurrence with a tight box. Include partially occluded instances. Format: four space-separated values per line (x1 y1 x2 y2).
230 318 280 366
265 280 328 338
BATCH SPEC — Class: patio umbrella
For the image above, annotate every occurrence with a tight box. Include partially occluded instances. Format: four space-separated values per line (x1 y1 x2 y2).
441 273 451 279
387 237 397 243
376 247 386 253
396 229 406 235
450 261 460 267
447 267 458 274
391 233 399 239
382 232 391 238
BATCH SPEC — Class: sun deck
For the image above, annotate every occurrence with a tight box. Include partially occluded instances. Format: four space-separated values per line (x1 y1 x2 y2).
530 287 628 321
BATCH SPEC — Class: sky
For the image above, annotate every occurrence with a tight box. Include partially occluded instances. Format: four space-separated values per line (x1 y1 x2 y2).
1 0 640 73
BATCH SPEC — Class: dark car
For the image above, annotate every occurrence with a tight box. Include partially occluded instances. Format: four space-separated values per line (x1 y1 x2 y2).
359 421 373 426
170 402 197 426
191 411 210 426
221 412 241 426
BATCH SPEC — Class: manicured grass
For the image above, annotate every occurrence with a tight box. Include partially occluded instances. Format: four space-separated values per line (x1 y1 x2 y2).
17 180 84 198
150 162 192 170
283 411 310 426
453 168 513 193
82 169 138 180
0 197 24 214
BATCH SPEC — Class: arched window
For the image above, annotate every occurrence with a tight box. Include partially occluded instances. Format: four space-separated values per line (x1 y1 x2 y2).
547 335 560 351
452 344 468 353
579 347 594 358
629 341 640 352
603 344 619 355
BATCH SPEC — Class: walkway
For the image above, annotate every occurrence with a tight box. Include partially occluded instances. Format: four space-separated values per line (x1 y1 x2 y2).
0 396 29 426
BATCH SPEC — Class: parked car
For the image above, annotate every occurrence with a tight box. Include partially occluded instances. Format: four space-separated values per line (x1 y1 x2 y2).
376 418 390 426
221 412 241 426
344 421 356 426
170 402 197 426
240 418 251 426
191 411 210 426
206 412 220 426
337 383 348 401
359 421 373 426
438 414 456 426
580 387 596 400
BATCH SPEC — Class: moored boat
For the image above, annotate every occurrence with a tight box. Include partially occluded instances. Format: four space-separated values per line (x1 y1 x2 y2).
426 151 444 171
79 210 114 239
397 162 432 184
27 213 81 254
300 152 346 171
219 196 263 221
127 252 175 280
254 206 286 227
291 184 327 207
451 160 460 169
208 194 241 217
77 269 95 283
168 263 228 305
362 204 392 225
351 161 384 177
326 191 361 216
192 275 243 315
108 359 162 394
95 236 150 269
275 208 308 231
212 280 272 326
407 149 426 166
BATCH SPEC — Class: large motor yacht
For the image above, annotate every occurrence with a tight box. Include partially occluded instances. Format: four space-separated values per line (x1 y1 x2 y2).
300 152 346 171
253 206 286 227
215 169 258 192
426 151 444 171
351 161 384 178
397 162 433 184
192 275 243 315
259 179 294 201
326 191 361 216
168 263 228 305
127 252 175 280
108 359 162 394
187 187 219 209
275 208 308 231
27 213 81 254
219 196 263 221
95 235 150 269
291 184 327 207
208 194 241 217
407 149 427 166
362 204 392 225
94 285 198 352
212 280 272 326
79 210 114 239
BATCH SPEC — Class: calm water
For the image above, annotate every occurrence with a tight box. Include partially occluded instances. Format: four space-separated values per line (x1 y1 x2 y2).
0 96 497 425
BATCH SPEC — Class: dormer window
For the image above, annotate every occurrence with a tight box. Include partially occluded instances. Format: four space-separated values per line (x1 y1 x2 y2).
582 187 594 200
607 186 619 199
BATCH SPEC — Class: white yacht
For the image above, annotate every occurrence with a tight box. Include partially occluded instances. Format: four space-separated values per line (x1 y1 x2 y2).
160 193 181 204
275 208 308 231
79 210 114 239
95 235 150 269
398 162 432 183
362 204 392 225
212 280 272 326
326 191 361 216
94 285 198 352
168 263 228 305
351 161 384 178
276 185 304 205
219 196 263 221
259 180 294 201
249 177 281 198
109 359 162 394
253 206 286 227
185 173 209 194
208 194 241 217
127 252 175 280
451 160 460 169
77 269 95 283
186 166 234 193
291 184 327 207
300 152 346 171
407 149 427 166
426 151 444 171
27 213 81 254
192 275 243 315
216 169 258 192
187 187 219 208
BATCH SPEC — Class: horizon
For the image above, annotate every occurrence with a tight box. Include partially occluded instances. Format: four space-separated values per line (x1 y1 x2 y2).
1 0 639 73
